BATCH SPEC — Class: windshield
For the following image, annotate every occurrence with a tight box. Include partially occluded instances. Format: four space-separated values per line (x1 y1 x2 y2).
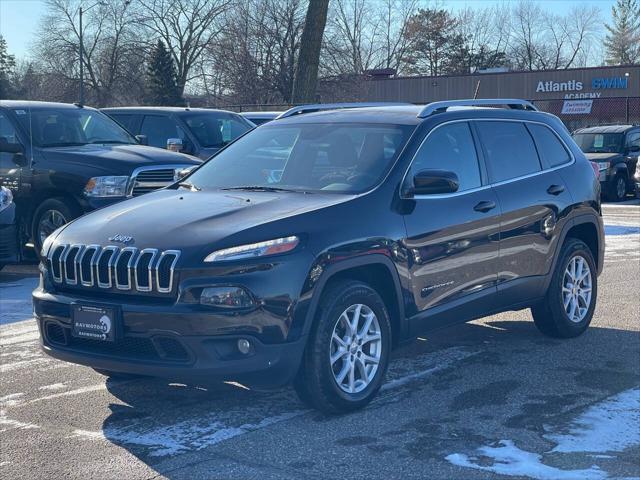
13 108 136 147
185 123 414 194
573 133 624 154
181 112 252 148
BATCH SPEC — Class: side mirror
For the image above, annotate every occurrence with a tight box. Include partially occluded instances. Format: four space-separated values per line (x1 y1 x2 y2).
12 153 28 167
135 135 148 145
181 138 194 154
411 169 459 195
0 138 24 155
166 137 183 152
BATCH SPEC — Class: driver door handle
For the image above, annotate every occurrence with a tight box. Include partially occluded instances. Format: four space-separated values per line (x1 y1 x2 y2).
474 200 496 213
547 184 565 196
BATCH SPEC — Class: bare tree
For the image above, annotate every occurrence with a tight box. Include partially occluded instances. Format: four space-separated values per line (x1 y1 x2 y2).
135 0 232 97
292 0 330 103
34 0 142 106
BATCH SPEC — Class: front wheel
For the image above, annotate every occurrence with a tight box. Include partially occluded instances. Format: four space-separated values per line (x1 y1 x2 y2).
294 280 392 413
32 198 79 257
608 174 627 202
531 238 597 338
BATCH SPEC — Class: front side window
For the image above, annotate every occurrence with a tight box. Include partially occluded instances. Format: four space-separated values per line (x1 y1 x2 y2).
182 113 252 148
477 121 541 183
407 122 481 192
185 123 414 193
0 112 19 146
13 109 135 147
140 115 186 149
626 131 640 149
572 132 624 154
528 124 571 168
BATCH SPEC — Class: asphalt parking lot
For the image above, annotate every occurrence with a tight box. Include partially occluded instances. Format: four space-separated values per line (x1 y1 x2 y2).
1 200 639 480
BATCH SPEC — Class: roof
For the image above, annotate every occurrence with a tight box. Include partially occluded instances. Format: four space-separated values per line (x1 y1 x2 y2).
240 111 282 118
0 100 95 110
272 105 424 125
101 106 237 115
573 125 638 134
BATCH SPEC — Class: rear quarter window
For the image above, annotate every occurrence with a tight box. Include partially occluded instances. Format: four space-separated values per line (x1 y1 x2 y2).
476 121 541 183
528 123 571 168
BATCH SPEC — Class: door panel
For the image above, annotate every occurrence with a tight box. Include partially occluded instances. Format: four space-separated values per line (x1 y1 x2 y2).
404 189 501 312
0 111 23 193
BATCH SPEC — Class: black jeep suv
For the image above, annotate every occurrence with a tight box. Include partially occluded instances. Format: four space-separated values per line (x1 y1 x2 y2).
33 99 604 413
0 101 200 259
572 124 640 202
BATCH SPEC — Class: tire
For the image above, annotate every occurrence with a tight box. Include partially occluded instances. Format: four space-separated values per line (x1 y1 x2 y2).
608 173 627 202
32 198 80 257
294 280 392 414
531 238 597 338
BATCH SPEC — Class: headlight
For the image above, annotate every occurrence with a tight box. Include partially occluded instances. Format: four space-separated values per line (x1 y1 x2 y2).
204 236 299 262
84 176 129 197
0 186 13 213
597 162 609 171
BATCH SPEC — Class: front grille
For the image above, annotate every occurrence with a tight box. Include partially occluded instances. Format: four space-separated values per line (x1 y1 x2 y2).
48 244 180 294
130 168 178 197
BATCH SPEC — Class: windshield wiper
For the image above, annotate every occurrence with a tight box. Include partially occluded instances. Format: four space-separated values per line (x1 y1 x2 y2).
221 185 300 193
178 181 201 191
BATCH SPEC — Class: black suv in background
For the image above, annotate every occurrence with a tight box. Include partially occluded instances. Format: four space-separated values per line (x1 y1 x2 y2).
572 125 640 201
102 107 254 160
34 99 604 413
0 101 200 259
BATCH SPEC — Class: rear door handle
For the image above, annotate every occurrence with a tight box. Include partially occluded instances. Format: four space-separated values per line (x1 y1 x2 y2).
474 200 496 213
547 184 565 196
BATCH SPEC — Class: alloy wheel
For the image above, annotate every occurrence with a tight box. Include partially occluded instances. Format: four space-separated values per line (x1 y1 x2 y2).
562 255 593 323
38 209 67 245
329 304 382 394
616 176 626 200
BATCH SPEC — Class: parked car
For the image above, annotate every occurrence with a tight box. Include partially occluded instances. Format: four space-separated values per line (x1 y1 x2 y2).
34 99 604 413
572 124 640 201
102 107 254 160
0 101 200 258
0 186 18 270
239 111 281 126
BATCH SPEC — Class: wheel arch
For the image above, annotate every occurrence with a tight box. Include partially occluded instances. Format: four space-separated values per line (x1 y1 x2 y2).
29 191 83 241
301 255 407 346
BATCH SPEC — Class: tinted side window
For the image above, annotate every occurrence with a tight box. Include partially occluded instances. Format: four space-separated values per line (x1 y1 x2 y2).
140 115 186 149
477 121 541 183
627 131 640 148
409 122 481 192
528 123 571 167
109 114 136 133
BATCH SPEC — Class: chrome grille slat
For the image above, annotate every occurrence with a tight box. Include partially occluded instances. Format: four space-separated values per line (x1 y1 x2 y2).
127 166 190 197
48 244 179 294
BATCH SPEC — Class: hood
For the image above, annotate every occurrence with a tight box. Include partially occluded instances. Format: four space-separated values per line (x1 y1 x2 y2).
56 188 354 255
583 152 623 162
41 144 201 176
197 147 221 160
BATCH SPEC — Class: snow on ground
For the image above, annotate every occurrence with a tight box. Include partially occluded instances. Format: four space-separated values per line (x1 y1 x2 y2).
0 277 39 325
546 388 640 454
446 440 606 480
446 387 640 479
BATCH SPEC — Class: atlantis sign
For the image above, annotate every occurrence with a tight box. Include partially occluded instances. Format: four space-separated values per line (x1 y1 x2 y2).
536 76 629 99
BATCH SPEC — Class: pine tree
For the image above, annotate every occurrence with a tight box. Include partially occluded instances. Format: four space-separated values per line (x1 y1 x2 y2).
0 35 16 99
145 40 183 106
604 0 640 65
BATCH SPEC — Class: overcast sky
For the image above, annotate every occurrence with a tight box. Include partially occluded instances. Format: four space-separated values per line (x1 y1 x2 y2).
0 0 618 60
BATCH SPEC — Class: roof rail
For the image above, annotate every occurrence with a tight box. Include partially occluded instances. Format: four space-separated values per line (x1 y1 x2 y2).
418 99 537 118
275 102 412 119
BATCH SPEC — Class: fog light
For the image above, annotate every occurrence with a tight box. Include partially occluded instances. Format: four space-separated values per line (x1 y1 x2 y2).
200 286 255 309
237 338 251 355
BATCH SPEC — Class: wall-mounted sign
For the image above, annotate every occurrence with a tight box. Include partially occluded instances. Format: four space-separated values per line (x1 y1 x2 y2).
561 99 593 115
536 75 630 99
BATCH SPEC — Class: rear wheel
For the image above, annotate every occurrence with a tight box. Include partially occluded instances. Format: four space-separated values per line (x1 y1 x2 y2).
608 173 627 202
32 198 79 257
531 238 597 338
294 280 392 413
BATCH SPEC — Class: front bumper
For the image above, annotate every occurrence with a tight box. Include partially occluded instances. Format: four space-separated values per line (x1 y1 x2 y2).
33 288 307 388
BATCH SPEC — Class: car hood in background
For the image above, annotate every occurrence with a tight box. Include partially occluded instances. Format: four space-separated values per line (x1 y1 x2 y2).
41 144 201 176
584 152 623 162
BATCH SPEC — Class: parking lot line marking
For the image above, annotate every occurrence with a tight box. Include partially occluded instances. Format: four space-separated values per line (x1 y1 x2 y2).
22 384 108 406
0 332 40 346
